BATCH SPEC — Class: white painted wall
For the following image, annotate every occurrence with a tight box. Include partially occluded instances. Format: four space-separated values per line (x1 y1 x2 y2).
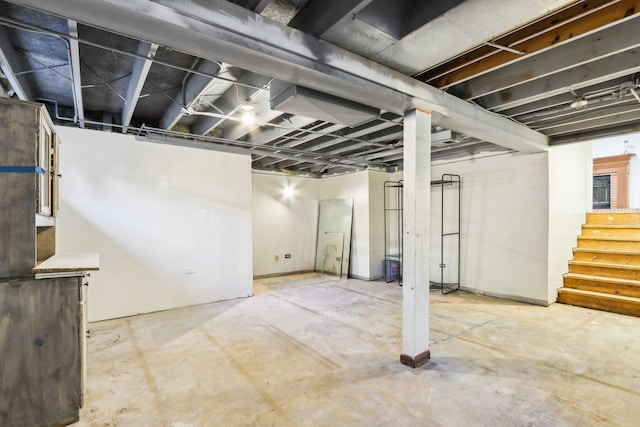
592 133 640 209
251 173 319 277
319 171 371 279
55 128 253 321
252 143 591 304
368 170 391 280
430 152 551 304
547 142 592 303
252 169 389 280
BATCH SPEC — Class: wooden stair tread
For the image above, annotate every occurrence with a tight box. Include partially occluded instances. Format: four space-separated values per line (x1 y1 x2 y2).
563 273 640 286
563 214 640 316
558 287 640 303
588 213 640 215
583 224 640 229
586 212 640 223
577 236 640 242
574 247 640 255
568 260 640 271
573 248 640 255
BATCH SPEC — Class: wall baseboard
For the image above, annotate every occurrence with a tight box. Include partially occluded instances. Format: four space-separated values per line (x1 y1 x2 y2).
348 273 373 281
254 271 381 281
253 270 315 279
458 286 550 307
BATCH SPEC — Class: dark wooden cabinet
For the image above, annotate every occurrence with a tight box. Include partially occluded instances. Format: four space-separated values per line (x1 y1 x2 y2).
0 98 87 426
0 97 58 278
0 276 83 427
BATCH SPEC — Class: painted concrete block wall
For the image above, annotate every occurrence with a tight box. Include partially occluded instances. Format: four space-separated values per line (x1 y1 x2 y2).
55 128 253 321
547 142 592 304
431 152 550 304
319 171 371 279
592 133 640 209
252 173 319 277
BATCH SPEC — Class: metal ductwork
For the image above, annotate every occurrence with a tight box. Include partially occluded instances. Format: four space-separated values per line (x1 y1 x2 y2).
431 130 462 147
270 80 380 127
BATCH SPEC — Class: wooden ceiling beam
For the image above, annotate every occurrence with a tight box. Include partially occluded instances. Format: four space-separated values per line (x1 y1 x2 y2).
418 0 639 89
415 0 613 84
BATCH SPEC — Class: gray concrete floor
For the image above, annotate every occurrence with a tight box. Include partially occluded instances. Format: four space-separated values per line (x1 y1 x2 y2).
75 273 640 426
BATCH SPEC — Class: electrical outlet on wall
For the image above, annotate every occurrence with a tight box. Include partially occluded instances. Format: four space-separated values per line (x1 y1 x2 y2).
285 254 291 259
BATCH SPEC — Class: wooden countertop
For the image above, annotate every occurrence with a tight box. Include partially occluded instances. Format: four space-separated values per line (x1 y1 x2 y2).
33 253 100 273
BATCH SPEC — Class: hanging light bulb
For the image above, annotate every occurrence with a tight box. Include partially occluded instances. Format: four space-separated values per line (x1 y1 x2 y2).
282 184 295 199
239 101 255 125
239 101 254 112
570 97 589 109
241 110 255 125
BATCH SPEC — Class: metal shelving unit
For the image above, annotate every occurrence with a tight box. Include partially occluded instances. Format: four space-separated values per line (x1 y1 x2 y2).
430 174 462 294
383 180 403 284
384 175 462 292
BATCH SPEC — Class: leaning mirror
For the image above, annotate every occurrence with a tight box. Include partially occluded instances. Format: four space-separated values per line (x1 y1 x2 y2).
314 199 353 278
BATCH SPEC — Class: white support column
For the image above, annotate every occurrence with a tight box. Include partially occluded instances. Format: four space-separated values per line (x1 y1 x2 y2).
401 108 431 368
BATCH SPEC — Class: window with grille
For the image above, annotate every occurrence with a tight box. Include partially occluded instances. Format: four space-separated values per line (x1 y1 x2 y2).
593 174 611 209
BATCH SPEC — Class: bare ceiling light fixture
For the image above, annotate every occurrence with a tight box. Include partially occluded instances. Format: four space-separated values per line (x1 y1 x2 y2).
282 184 295 200
239 101 255 112
240 101 256 125
570 97 589 109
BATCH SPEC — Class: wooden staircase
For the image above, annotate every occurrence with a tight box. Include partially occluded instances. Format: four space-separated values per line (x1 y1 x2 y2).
558 212 640 317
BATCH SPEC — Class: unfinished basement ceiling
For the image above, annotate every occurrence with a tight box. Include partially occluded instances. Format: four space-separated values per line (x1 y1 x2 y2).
0 0 639 175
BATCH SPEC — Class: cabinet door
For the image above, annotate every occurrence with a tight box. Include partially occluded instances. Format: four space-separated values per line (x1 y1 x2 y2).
37 118 53 216
52 132 59 216
0 277 82 427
